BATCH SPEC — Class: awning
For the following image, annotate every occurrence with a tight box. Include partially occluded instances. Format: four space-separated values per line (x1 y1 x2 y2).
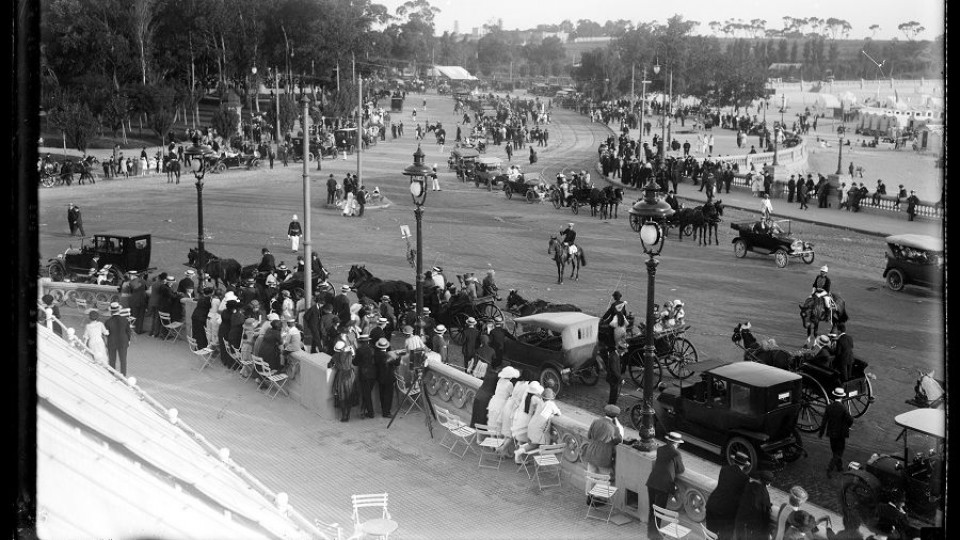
431 65 478 81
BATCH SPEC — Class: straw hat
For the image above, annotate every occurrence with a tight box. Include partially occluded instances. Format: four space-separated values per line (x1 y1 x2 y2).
333 341 346 352
666 432 684 444
832 387 846 398
375 338 390 349
816 335 831 347
434 325 447 334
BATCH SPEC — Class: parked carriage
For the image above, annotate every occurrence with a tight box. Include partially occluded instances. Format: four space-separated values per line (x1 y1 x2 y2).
732 324 874 433
437 293 503 346
619 318 700 388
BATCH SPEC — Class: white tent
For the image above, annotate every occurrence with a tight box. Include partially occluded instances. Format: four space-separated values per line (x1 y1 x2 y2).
816 94 842 109
839 91 858 107
429 65 478 81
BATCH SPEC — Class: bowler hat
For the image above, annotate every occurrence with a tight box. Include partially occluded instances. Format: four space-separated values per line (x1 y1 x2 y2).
402 325 414 335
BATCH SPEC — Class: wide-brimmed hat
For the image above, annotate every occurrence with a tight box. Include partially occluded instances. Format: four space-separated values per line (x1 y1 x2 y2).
333 341 346 352
381 295 391 301
673 299 684 307
278 263 287 270
434 325 447 334
375 338 390 349
820 265 828 273
402 325 414 335
358 334 370 341
666 432 684 444
816 335 831 347
526 381 544 395
741 322 752 330
542 388 556 400
465 316 477 326
165 275 176 282
832 387 846 398
267 313 280 321
732 451 752 466
789 486 809 505
498 366 520 379
421 307 431 314
377 317 388 324
604 404 620 417
341 285 351 292
126 270 140 277
431 266 442 273
109 301 122 314
185 269 196 276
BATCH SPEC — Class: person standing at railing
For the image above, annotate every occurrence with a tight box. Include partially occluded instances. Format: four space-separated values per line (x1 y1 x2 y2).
906 191 921 221
40 294 62 338
83 309 109 364
105 302 131 376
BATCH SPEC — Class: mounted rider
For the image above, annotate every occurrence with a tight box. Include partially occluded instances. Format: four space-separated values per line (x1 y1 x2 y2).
808 265 835 325
560 222 579 260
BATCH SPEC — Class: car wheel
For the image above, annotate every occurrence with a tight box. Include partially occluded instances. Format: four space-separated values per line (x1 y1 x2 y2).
576 360 600 386
526 190 537 204
48 261 65 282
215 163 226 173
801 251 815 264
886 269 905 291
539 366 562 397
775 249 789 268
840 474 881 529
782 428 806 463
733 239 747 258
571 201 579 215
724 436 758 475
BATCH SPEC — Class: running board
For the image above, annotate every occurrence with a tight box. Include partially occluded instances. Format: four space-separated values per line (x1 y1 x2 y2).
675 433 721 455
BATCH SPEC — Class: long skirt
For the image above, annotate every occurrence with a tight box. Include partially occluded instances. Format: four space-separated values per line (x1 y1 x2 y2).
332 367 360 410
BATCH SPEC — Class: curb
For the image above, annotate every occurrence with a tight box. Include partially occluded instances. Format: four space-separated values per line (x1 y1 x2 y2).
323 195 393 212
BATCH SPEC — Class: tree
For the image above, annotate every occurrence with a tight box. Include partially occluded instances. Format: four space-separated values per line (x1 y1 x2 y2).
777 39 789 62
574 19 604 38
898 21 925 40
48 97 100 153
211 104 240 140
825 18 852 40
790 41 799 63
131 0 155 84
101 93 130 139
708 21 721 36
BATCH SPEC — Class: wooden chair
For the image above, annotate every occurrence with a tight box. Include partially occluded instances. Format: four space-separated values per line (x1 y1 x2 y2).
584 471 618 522
532 443 564 490
474 424 507 470
652 504 691 539
187 336 214 373
157 311 184 342
700 522 718 540
350 493 398 540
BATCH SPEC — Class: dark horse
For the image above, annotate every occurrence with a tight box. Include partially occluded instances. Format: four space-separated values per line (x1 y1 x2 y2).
347 265 415 311
186 247 242 290
601 185 623 220
505 289 582 317
548 236 586 283
732 322 803 371
693 199 724 246
165 158 182 184
799 292 848 346
673 199 724 244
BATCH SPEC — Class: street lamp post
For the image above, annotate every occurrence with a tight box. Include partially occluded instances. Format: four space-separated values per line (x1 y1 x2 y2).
251 66 259 113
653 61 671 157
301 95 313 306
836 125 845 175
627 178 675 452
403 146 432 337
184 142 216 289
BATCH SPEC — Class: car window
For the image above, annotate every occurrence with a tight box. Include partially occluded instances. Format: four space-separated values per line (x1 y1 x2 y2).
710 379 728 407
729 383 751 415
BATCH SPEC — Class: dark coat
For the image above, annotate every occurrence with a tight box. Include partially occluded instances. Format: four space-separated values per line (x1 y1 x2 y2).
192 296 212 324
645 443 685 493
812 275 832 292
287 221 302 236
470 370 499 428
260 328 283 372
834 333 854 379
819 400 854 439
461 326 479 359
705 464 749 521
734 480 772 539
373 349 398 384
104 314 131 351
302 305 323 346
258 252 276 273
353 344 377 380
127 278 147 308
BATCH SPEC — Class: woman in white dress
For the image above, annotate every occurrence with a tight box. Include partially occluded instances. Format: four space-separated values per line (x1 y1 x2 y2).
486 366 519 433
497 371 533 456
82 310 110 364
342 191 358 217
515 387 561 461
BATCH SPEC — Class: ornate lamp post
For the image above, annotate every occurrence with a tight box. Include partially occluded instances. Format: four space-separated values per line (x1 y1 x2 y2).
184 141 216 289
835 125 845 175
653 60 671 157
301 94 313 305
628 178 675 452
403 145 431 337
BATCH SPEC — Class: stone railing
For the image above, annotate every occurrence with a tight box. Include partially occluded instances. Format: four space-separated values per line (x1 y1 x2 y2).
38 278 121 308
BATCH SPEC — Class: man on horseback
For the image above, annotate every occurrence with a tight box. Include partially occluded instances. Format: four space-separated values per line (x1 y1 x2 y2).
560 222 579 260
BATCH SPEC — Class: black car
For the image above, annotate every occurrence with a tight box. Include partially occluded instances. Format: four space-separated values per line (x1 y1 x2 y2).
47 231 152 286
730 219 815 268
882 234 943 292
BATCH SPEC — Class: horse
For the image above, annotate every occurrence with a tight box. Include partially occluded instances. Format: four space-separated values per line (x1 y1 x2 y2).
693 199 724 246
547 236 586 283
588 186 606 217
186 247 242 290
732 322 802 371
799 292 848 345
165 159 182 184
505 289 582 317
908 369 945 409
600 186 623 220
347 264 415 313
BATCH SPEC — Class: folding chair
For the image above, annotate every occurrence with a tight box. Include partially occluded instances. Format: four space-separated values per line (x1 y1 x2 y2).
652 504 691 539
700 522 718 540
225 343 252 378
435 407 477 458
395 371 425 416
474 425 507 470
252 356 290 399
187 336 214 373
158 311 184 342
532 443 564 490
351 493 398 540
584 471 618 522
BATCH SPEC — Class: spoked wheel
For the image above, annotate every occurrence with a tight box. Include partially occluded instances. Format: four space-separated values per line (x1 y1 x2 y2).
775 249 789 268
801 251 816 264
840 473 881 529
682 224 694 237
479 303 502 322
630 214 641 232
797 374 829 433
845 377 873 418
666 338 699 379
734 240 747 258
781 428 806 463
526 190 537 203
551 191 562 209
724 436 758 476
571 201 579 214
576 359 600 386
450 313 469 346
41 174 56 188
886 269 905 291
626 349 663 388
47 261 66 282
539 366 562 397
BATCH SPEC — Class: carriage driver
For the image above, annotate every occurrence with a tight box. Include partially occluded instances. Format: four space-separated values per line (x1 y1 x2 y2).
560 223 579 260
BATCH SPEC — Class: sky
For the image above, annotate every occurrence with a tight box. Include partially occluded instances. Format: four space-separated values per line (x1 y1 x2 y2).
376 0 945 41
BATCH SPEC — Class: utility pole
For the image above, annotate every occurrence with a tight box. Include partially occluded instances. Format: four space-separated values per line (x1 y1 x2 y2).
357 77 363 185
631 64 636 122
274 66 280 141
667 70 673 146
352 52 356 85
301 94 312 307
639 68 650 150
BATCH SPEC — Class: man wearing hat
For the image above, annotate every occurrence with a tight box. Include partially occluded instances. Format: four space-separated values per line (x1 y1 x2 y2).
327 174 338 204
646 431 685 537
302 296 324 353
373 337 400 418
287 214 302 252
428 324 448 364
833 322 854 381
819 386 854 477
905 190 920 221
600 291 625 325
582 404 624 501
332 285 352 324
276 262 290 282
159 273 185 329
461 317 480 370
281 316 302 357
810 335 836 368
178 269 197 298
773 486 830 540
420 307 436 336
146 272 167 338
705 451 751 540
489 317 507 370
124 271 148 334
734 469 773 539
894 184 907 210
481 269 501 301
430 267 445 289
352 334 377 418
105 302 132 376
369 317 391 346
258 247 276 274
811 265 831 295
191 287 214 348
378 295 396 333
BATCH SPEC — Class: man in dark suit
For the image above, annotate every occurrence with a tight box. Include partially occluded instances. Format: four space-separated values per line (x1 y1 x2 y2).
705 451 751 540
488 318 507 370
302 297 323 353
819 387 854 477
177 269 197 298
368 317 391 346
332 285 352 325
124 271 148 334
646 432 685 538
191 287 213 348
258 247 276 274
105 302 132 375
159 275 185 323
833 323 854 381
352 335 377 419
373 338 400 418
147 272 166 337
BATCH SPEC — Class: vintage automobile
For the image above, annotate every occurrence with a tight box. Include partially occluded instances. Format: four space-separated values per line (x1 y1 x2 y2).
448 146 481 179
730 219 815 268
502 170 549 203
503 312 602 395
47 231 152 286
841 408 944 537
882 234 943 292
642 361 807 474
473 156 504 191
204 149 259 172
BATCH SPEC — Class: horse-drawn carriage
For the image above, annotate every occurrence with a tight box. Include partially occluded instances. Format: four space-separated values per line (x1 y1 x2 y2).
432 293 503 346
730 219 815 268
619 318 700 388
732 323 874 433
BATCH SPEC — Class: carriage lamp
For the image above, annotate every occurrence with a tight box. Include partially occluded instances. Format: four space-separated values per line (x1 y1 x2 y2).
628 176 674 452
184 143 216 287
403 145 433 337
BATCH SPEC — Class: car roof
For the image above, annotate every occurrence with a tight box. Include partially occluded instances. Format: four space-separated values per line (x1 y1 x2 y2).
95 231 151 239
514 312 599 331
885 234 943 252
708 362 801 386
894 408 945 438
477 157 502 165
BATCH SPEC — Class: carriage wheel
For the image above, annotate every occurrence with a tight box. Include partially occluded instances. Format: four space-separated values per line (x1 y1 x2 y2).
505 186 513 199
47 261 66 282
526 190 537 204
41 175 55 188
666 338 699 380
845 377 873 418
801 251 816 264
724 436 758 476
630 214 641 233
539 366 562 397
682 223 694 237
626 349 663 388
797 373 829 433
450 313 469 346
479 303 502 322
571 201 579 214
733 240 747 258
840 474 880 528
775 249 789 268
551 190 562 209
